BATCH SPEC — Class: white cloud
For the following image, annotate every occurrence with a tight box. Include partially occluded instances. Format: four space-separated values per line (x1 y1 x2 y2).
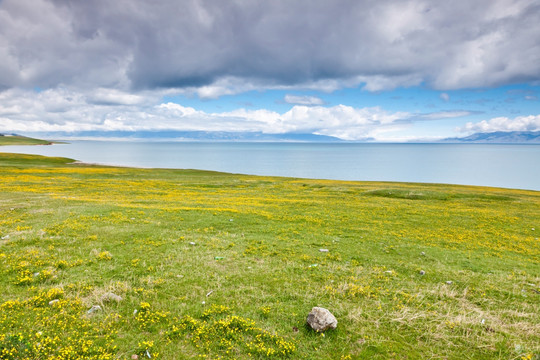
420 111 471 120
459 115 540 133
0 88 411 140
440 93 450 101
284 95 324 106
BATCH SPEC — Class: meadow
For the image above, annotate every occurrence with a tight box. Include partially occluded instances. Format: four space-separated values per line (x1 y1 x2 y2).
0 152 538 359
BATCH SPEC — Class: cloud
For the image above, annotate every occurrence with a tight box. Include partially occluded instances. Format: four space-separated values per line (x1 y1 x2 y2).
419 110 472 120
0 88 411 140
459 115 540 133
0 0 539 94
284 95 324 106
440 93 450 101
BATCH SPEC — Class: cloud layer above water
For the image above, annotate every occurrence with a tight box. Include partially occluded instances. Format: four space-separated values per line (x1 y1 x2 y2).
1 0 539 140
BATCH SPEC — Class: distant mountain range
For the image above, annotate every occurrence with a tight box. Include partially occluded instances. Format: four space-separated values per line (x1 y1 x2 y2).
441 131 540 143
12 130 344 142
3 130 540 143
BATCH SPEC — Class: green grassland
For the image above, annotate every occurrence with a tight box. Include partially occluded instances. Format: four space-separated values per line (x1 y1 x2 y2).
0 153 538 359
0 135 53 146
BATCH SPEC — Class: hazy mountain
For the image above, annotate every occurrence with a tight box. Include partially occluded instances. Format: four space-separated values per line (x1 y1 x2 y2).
25 130 343 142
441 131 540 143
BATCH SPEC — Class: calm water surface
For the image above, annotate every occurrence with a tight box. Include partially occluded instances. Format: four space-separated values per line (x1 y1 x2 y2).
2 141 540 191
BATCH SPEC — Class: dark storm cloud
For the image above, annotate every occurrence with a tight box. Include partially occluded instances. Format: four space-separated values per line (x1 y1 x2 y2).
1 0 539 92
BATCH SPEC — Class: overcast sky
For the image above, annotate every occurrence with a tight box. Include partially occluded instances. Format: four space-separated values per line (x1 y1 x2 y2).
1 0 539 141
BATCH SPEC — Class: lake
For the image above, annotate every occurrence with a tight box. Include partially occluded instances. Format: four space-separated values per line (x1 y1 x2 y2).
2 141 540 191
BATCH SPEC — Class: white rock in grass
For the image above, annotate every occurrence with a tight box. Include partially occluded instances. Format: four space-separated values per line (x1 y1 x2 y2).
319 249 329 252
87 305 102 314
306 307 337 332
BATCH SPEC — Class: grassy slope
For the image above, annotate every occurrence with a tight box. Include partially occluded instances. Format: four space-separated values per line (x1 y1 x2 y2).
0 153 538 359
0 135 53 146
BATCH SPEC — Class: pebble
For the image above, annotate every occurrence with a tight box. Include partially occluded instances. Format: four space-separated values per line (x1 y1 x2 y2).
421 252 426 256
49 299 60 306
446 281 453 285
419 270 426 275
189 242 196 245
87 305 102 314
319 249 329 252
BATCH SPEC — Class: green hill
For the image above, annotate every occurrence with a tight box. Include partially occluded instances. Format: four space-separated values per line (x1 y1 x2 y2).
0 134 53 146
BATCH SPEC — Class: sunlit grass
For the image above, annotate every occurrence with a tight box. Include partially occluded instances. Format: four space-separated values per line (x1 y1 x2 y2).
0 153 538 359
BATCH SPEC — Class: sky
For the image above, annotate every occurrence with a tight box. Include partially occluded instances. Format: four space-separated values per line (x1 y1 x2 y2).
0 0 540 141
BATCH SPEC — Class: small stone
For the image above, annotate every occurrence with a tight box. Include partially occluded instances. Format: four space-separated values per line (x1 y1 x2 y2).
384 270 393 274
49 299 60 306
189 242 196 245
133 309 138 315
319 249 329 252
101 292 122 303
87 305 102 314
202 301 206 305
421 252 426 256
446 281 453 285
306 307 338 332
419 270 426 275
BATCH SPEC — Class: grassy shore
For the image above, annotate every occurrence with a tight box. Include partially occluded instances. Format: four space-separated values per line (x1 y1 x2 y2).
0 135 54 146
0 153 538 359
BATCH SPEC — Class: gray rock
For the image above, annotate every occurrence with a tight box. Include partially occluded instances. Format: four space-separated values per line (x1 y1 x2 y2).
446 281 453 285
306 307 337 332
87 305 102 314
101 292 123 303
